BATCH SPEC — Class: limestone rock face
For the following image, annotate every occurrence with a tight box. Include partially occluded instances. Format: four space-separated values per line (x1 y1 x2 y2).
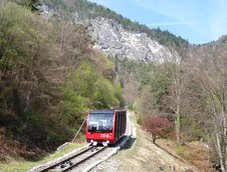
88 17 179 63
40 2 180 63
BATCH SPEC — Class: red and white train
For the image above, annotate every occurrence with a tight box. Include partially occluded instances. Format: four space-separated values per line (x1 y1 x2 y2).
86 109 127 146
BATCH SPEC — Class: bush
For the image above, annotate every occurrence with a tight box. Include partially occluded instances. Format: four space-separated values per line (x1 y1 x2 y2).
136 114 143 125
142 117 174 144
176 145 194 161
176 145 186 155
128 101 135 110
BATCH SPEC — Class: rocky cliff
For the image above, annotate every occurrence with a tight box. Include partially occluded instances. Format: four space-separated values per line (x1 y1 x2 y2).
87 17 179 63
41 0 180 63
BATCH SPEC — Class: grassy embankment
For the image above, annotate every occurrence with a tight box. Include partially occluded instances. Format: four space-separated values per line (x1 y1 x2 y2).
0 141 86 172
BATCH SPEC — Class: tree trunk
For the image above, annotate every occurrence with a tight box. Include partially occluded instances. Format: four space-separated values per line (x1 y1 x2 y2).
216 132 226 172
13 88 21 115
176 100 181 144
152 134 156 144
175 79 181 145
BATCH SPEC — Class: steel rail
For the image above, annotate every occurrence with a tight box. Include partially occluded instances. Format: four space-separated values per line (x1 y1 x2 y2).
39 146 95 172
61 146 107 172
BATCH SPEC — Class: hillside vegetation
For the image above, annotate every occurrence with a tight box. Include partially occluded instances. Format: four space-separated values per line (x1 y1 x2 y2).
1 0 227 171
0 0 123 161
114 46 227 171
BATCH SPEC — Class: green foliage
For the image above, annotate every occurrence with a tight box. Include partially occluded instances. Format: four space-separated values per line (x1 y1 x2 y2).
63 62 122 111
18 112 55 146
0 142 85 172
128 101 135 110
176 145 193 161
134 63 171 114
0 2 56 72
136 115 143 125
43 0 67 10
67 63 99 99
94 78 115 108
176 145 186 156
14 0 41 11
114 57 172 117
61 86 88 125
114 82 124 107
0 2 57 124
137 63 171 107
0 2 123 155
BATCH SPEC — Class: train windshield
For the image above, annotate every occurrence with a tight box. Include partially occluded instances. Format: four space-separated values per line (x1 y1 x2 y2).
88 113 113 132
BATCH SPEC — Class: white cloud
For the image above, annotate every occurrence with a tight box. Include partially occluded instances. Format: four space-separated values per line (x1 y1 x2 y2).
209 1 227 40
133 0 227 42
132 0 193 20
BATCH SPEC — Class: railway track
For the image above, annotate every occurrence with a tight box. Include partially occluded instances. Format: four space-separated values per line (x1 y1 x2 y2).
39 146 107 172
30 114 133 172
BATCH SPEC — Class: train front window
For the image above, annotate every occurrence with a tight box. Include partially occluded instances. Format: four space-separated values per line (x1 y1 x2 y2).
88 113 113 132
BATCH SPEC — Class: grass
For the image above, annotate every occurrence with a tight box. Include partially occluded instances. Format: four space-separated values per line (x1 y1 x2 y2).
175 145 186 156
0 142 86 172
176 145 193 161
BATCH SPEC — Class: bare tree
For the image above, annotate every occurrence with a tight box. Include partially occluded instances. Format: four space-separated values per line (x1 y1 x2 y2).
164 48 184 144
163 44 199 144
198 45 227 172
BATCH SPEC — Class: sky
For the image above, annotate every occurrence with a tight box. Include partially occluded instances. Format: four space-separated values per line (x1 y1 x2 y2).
88 0 227 44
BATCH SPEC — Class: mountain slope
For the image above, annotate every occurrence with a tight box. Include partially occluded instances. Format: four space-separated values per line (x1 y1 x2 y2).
71 0 189 48
89 17 178 62
0 0 124 161
43 0 188 62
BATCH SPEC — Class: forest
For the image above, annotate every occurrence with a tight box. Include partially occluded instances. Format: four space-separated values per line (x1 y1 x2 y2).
0 0 123 160
119 44 227 171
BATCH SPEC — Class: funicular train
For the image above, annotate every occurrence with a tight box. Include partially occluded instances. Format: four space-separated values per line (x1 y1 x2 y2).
86 109 127 146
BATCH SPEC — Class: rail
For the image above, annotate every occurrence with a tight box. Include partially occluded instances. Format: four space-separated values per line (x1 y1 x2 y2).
39 146 106 172
62 146 106 172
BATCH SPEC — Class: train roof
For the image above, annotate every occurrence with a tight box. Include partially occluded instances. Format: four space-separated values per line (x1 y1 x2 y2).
89 109 126 113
